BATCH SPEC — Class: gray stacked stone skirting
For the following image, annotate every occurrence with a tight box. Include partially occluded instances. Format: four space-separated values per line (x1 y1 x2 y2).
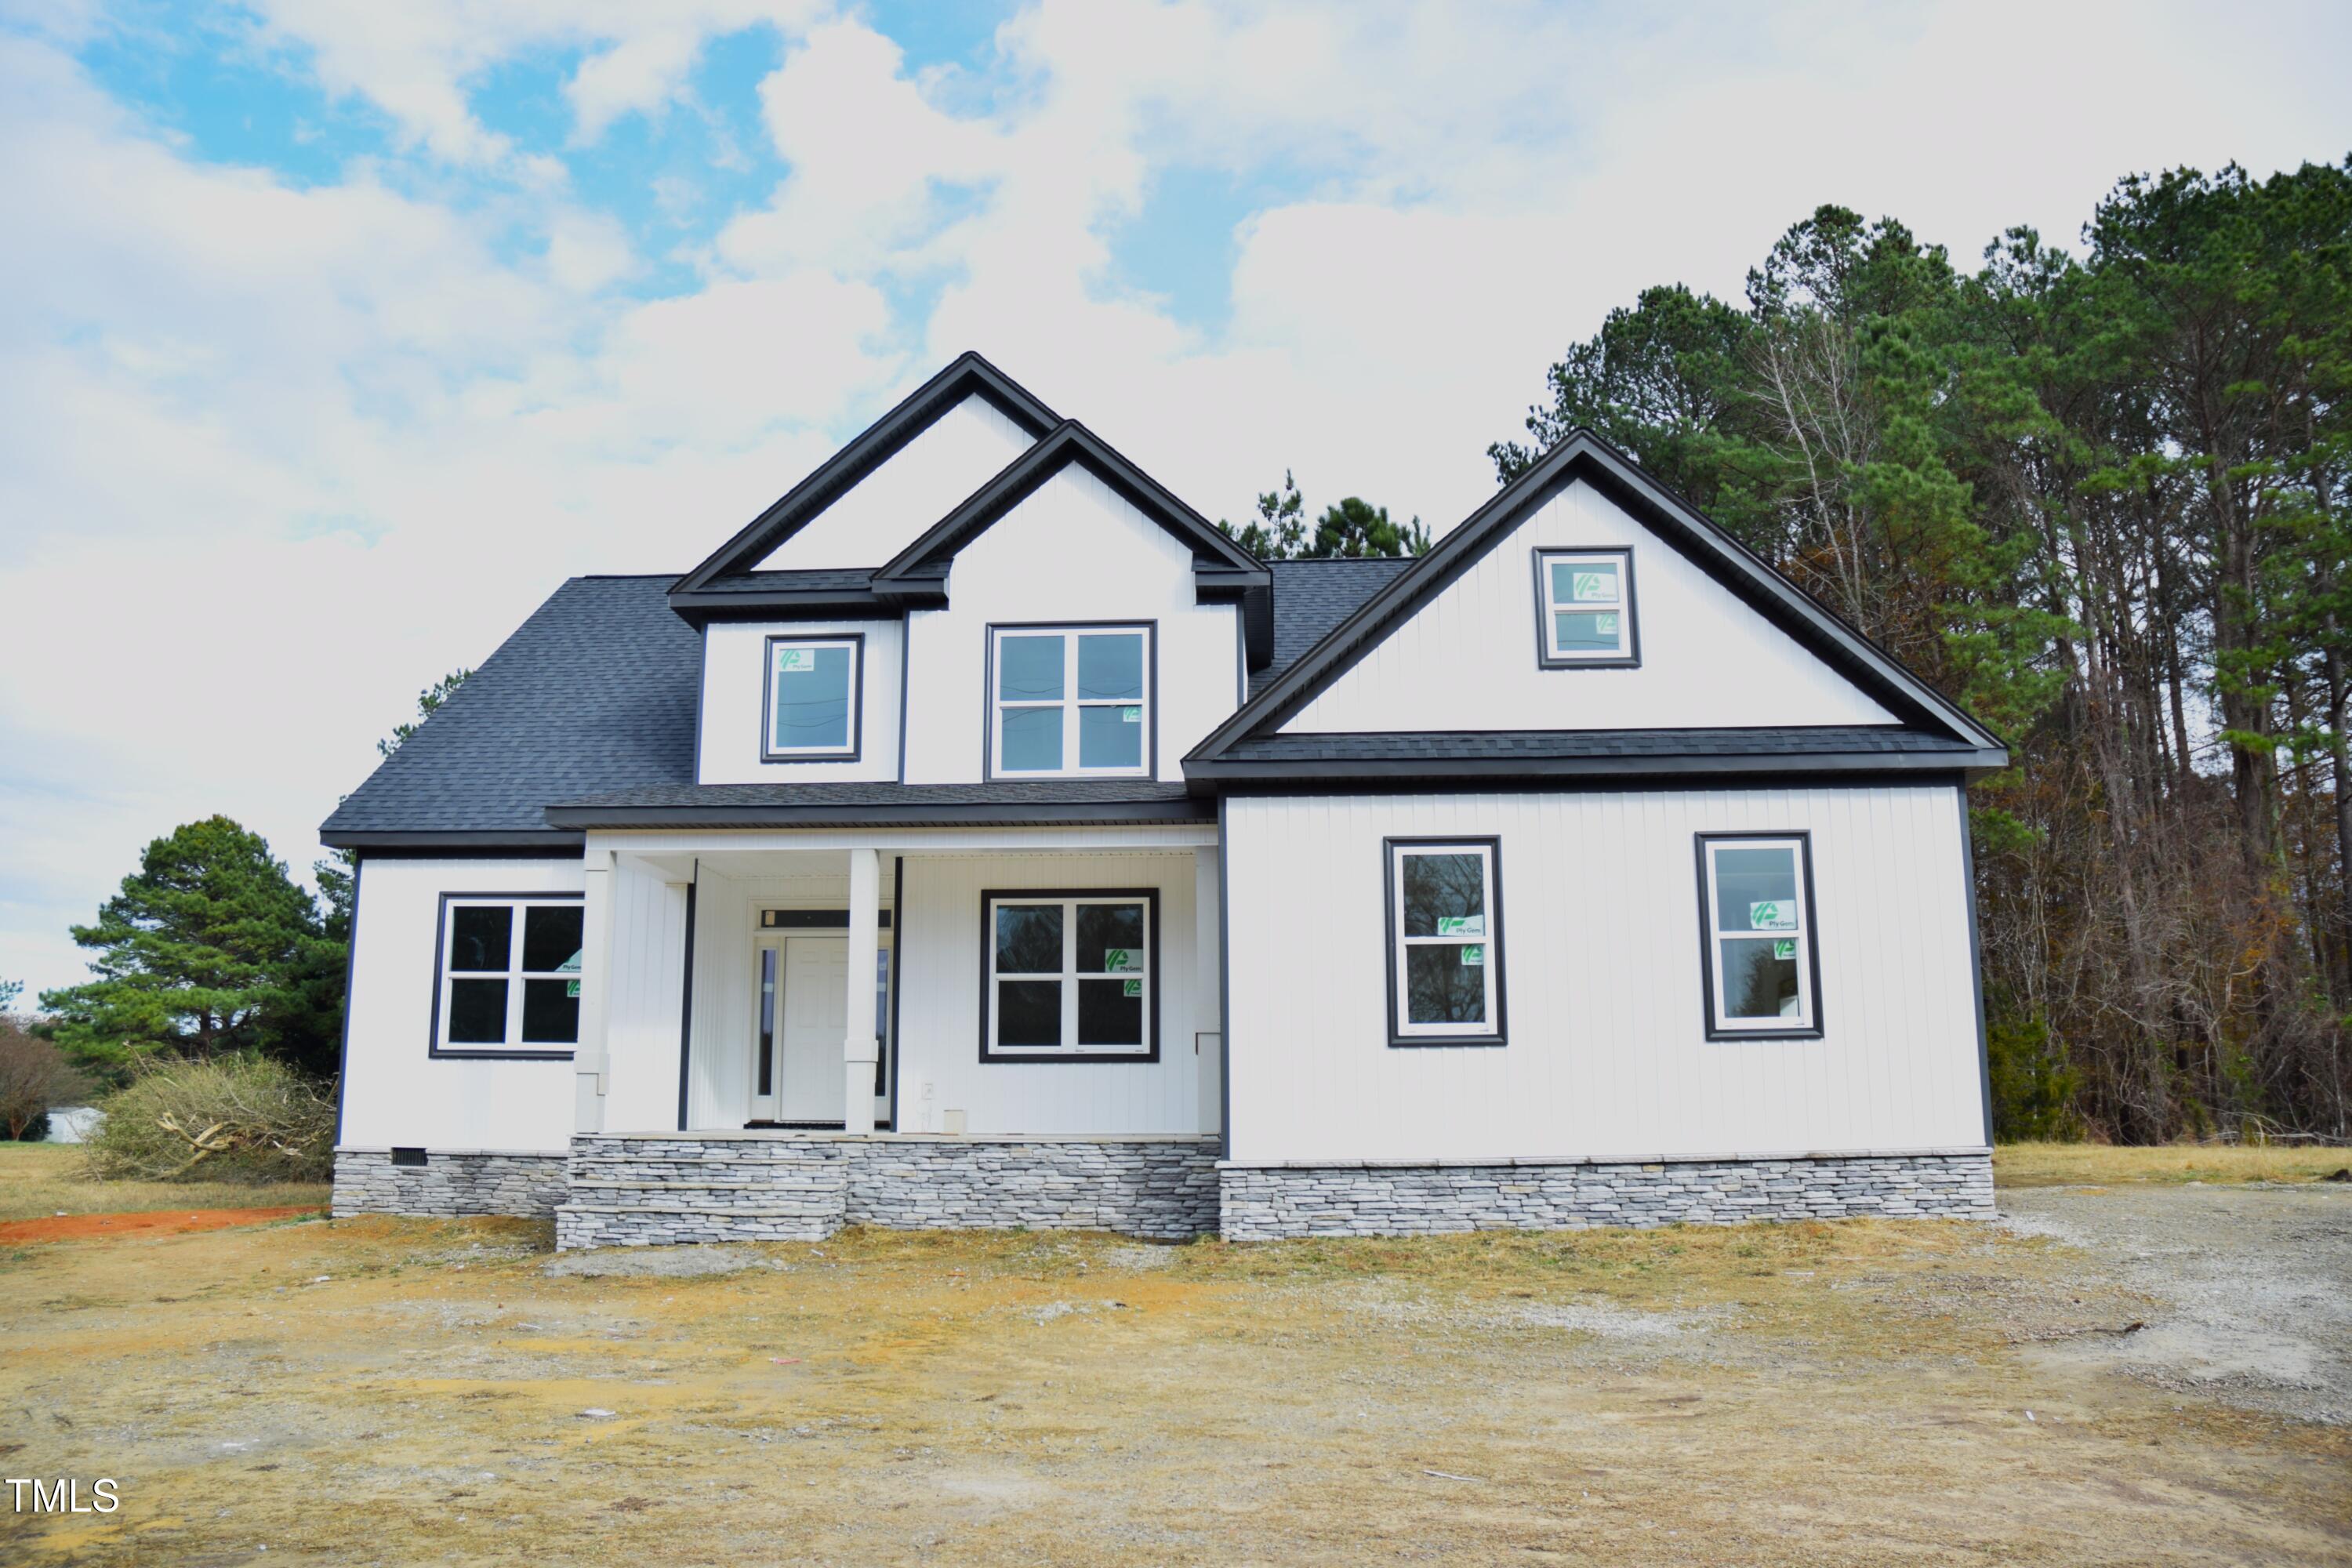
331 1148 568 1219
556 1135 850 1249
1216 1150 1995 1240
554 1133 1221 1249
848 1137 1218 1240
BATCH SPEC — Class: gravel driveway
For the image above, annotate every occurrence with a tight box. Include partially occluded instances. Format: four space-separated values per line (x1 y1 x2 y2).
2001 1181 2352 1425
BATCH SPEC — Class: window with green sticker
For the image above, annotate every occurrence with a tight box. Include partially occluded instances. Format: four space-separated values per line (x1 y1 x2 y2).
982 891 1156 1059
991 624 1152 777
1534 548 1637 666
1387 839 1504 1044
1696 834 1820 1037
764 635 861 759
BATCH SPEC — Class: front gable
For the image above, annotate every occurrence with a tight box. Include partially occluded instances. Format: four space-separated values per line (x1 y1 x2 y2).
1189 431 2005 783
1277 476 1896 733
668 352 1059 619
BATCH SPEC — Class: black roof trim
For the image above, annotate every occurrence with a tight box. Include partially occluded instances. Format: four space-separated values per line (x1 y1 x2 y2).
670 351 1060 604
545 780 1211 829
873 418 1271 608
1188 749 2007 788
1187 429 2005 764
320 830 586 853
545 801 1213 829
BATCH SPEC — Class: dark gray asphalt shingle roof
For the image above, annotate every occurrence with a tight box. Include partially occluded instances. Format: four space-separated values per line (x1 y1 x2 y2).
321 575 699 840
1250 557 1416 697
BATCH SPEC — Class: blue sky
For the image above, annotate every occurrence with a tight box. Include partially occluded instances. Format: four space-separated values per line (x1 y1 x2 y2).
2 0 2348 1003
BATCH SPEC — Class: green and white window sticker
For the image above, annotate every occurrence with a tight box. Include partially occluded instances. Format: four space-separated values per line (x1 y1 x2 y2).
1102 948 1141 973
1748 900 1798 931
776 646 817 674
1459 943 1485 967
1122 978 1142 997
1434 915 1485 937
1570 569 1614 602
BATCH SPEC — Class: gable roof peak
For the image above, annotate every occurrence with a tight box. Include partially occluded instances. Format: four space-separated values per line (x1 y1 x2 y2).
1186 425 2004 770
670 350 1060 601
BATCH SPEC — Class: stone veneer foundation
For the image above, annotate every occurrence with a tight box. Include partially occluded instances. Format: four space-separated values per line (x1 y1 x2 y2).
334 1142 1992 1247
1215 1150 1996 1240
552 1133 1222 1250
331 1148 569 1219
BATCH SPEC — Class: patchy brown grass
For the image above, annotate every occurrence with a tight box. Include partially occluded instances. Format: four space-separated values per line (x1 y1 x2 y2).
3 1205 2347 1566
1996 1138 2352 1188
0 1140 330 1223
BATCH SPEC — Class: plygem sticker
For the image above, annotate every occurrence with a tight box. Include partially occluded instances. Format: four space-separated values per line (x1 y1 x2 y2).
1103 948 1140 973
1460 944 1485 967
777 647 817 674
1749 901 1797 931
1122 978 1142 998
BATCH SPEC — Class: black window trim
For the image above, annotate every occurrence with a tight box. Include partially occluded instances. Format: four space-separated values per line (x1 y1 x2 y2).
977 886 1162 1063
1693 829 1826 1041
1531 546 1641 670
980 619 1159 782
1381 836 1508 1048
759 630 866 764
427 891 585 1061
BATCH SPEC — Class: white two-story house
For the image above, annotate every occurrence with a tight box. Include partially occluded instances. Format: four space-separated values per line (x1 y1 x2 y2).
323 353 2006 1245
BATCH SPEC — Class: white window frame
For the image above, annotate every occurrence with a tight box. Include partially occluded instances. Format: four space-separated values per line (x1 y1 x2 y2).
1697 833 1822 1039
433 894 584 1058
986 622 1153 779
761 633 863 761
1385 839 1505 1045
981 890 1158 1061
1534 547 1639 667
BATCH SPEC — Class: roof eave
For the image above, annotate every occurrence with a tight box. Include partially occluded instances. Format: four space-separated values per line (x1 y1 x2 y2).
541 800 1218 830
318 829 587 855
1181 747 2009 788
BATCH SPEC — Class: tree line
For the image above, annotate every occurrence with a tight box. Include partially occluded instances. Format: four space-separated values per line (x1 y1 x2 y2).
1491 159 2352 1142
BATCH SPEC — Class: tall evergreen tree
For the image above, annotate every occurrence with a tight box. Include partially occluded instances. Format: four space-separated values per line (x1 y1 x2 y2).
40 818 345 1079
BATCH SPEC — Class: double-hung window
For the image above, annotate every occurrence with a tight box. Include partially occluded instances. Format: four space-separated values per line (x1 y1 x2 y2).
989 624 1152 777
1534 547 1638 666
434 895 585 1055
1384 839 1505 1045
1697 833 1822 1038
763 633 862 760
982 890 1157 1060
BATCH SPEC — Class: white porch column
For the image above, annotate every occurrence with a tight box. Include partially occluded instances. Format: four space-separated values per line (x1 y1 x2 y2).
573 848 617 1134
843 847 881 1134
1193 847 1222 1137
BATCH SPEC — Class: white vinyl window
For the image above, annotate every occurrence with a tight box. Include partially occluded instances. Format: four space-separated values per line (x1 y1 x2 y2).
1386 840 1504 1044
437 896 584 1052
1535 548 1636 665
983 892 1154 1058
764 635 862 760
990 625 1152 778
1698 835 1820 1036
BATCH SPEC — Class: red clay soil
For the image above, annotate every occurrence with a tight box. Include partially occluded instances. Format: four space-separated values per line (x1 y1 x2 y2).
0 1206 321 1243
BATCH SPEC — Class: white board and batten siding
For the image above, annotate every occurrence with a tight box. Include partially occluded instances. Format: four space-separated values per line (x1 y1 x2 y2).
1223 785 1983 1166
900 463 1242 785
1279 478 1896 734
340 856 585 1155
751 394 1034 572
895 851 1212 1136
698 618 905 783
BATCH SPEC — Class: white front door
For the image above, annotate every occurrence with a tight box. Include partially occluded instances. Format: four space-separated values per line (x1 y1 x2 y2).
752 927 893 1127
776 935 847 1123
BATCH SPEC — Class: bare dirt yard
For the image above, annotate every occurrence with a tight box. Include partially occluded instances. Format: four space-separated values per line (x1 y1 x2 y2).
2 1145 2347 1566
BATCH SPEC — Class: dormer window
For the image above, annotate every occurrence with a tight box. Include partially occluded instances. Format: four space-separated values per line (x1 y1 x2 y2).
1534 548 1638 667
763 633 863 760
989 623 1153 778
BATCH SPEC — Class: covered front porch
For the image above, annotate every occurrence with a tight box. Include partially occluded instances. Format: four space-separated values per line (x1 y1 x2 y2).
555 823 1224 1244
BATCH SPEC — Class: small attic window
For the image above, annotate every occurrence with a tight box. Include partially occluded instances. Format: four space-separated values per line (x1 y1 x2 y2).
763 634 863 761
1534 548 1639 668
